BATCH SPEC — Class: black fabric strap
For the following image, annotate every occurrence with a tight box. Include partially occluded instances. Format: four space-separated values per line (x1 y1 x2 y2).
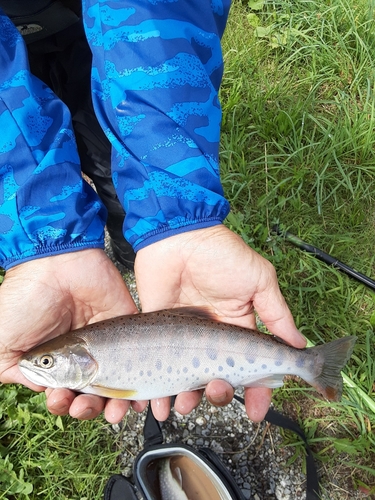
144 396 320 500
233 395 320 500
143 402 163 448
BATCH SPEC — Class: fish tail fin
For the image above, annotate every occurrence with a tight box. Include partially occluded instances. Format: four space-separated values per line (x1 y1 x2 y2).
309 336 356 401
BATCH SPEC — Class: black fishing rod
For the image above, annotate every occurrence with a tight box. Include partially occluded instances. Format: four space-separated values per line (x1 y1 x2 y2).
272 224 375 292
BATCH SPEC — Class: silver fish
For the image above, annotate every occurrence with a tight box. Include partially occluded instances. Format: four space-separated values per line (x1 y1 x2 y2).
18 307 356 401
159 458 188 500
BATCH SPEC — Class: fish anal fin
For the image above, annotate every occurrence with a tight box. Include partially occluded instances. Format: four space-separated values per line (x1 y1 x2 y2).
243 374 285 389
90 385 137 399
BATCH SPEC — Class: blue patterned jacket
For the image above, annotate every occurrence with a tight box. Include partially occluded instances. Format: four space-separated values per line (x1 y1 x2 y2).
0 0 230 270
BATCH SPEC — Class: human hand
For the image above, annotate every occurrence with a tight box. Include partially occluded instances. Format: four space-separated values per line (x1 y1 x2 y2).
0 248 144 424
135 225 306 422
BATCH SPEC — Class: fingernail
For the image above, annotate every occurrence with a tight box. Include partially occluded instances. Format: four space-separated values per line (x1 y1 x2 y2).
48 398 70 414
76 408 95 420
210 392 228 405
106 413 123 424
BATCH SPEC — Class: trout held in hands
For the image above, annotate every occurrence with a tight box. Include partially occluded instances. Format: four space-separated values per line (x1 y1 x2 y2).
18 308 356 401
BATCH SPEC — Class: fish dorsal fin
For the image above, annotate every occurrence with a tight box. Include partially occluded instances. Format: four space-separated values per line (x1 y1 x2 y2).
163 306 219 321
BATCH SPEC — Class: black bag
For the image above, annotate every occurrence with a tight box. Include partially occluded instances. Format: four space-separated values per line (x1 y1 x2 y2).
104 395 320 500
0 0 80 44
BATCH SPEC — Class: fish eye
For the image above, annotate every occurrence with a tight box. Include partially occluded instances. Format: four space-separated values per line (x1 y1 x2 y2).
39 354 54 369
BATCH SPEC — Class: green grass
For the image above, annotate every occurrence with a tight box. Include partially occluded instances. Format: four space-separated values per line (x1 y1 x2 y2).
220 0 375 496
1 0 375 498
0 385 121 499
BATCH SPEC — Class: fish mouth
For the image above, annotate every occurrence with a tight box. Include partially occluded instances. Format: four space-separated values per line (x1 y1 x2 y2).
18 363 52 388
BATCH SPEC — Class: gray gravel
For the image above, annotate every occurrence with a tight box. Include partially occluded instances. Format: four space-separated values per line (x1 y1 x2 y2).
113 393 307 500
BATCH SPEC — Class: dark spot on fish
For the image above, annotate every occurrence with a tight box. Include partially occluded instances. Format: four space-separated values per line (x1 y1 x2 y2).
246 356 255 364
226 357 235 367
218 366 223 372
240 367 244 371
275 360 283 366
296 356 306 368
139 370 144 376
183 367 188 373
147 370 152 377
167 366 172 374
125 359 132 372
204 367 209 373
262 364 267 369
206 347 218 360
226 374 230 379
177 369 180 375
155 359 162 371
192 357 200 368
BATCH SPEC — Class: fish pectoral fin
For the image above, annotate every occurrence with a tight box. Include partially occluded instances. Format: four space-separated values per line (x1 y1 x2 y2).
174 467 183 488
243 374 285 389
90 385 137 399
